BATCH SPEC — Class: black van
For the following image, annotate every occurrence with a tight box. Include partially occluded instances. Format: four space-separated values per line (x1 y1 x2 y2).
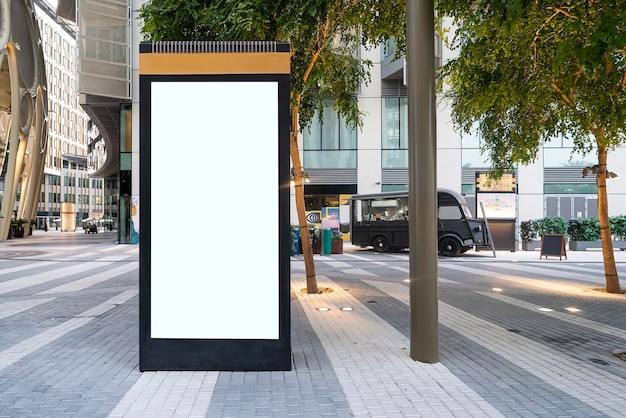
349 188 492 256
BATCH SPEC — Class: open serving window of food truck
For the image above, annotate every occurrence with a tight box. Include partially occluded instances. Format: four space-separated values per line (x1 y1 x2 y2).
349 188 494 256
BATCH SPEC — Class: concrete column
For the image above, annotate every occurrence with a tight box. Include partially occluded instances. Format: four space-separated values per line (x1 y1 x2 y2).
407 0 439 363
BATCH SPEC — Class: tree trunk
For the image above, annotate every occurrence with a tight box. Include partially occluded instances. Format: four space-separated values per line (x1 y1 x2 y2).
596 146 621 293
290 109 318 294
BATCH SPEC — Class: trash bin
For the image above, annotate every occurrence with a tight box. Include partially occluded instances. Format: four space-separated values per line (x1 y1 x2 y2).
322 229 332 255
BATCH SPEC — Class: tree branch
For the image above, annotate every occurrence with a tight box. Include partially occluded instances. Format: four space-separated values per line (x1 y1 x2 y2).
302 19 330 86
532 8 578 59
551 79 577 110
329 0 366 31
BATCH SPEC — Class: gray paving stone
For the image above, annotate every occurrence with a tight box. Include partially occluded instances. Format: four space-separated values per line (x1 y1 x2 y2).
2 235 626 416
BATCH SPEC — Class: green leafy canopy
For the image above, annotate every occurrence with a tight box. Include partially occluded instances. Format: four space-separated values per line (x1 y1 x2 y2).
137 0 407 130
436 0 626 176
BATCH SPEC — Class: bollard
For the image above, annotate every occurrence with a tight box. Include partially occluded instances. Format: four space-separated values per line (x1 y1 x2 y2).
322 229 332 255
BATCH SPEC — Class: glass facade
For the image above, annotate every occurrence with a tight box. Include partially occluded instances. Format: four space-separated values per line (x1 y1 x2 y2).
119 104 133 243
77 0 130 99
382 37 397 61
543 148 595 167
460 128 490 168
382 184 409 192
544 184 597 194
381 97 408 168
303 101 357 169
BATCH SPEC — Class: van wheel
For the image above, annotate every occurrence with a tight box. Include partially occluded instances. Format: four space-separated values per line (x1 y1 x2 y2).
372 236 390 253
439 238 461 257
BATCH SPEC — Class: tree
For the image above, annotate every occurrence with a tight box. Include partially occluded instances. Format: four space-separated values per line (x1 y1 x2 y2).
437 0 625 293
138 0 406 293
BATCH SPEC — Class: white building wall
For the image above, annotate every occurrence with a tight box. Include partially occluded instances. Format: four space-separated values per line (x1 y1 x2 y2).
435 100 462 191
517 150 545 222
607 147 626 217
436 17 462 192
290 122 305 225
357 46 383 195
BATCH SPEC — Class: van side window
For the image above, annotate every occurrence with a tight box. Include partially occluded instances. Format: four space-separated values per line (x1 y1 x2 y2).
438 205 462 220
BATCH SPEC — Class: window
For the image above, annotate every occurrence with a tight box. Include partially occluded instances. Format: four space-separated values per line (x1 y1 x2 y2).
382 97 408 168
382 37 397 61
353 196 409 223
303 101 357 169
462 149 491 168
543 148 595 167
460 127 492 168
439 206 462 220
382 184 408 192
544 184 597 194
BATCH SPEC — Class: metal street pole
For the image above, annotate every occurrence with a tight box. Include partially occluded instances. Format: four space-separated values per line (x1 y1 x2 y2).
407 0 439 363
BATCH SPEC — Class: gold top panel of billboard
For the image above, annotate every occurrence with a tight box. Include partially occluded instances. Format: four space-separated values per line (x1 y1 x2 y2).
139 42 290 75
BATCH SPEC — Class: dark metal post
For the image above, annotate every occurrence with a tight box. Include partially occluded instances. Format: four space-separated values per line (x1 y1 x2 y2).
407 0 439 363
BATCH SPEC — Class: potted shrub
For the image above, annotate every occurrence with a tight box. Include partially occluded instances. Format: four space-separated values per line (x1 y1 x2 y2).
11 218 27 238
520 219 539 250
520 217 567 250
331 231 344 254
567 218 601 250
536 216 568 236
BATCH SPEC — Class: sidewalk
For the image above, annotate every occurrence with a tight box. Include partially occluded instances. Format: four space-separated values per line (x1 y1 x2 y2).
0 231 624 417
441 246 626 263
341 240 626 263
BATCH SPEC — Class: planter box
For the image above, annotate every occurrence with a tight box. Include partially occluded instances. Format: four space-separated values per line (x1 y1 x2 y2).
521 241 541 251
331 240 343 254
569 240 626 251
12 226 24 238
569 240 601 251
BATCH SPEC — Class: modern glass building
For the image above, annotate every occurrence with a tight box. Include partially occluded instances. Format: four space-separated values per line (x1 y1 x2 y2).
54 0 134 242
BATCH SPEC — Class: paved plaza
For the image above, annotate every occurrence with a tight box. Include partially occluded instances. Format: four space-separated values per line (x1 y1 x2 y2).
0 230 625 417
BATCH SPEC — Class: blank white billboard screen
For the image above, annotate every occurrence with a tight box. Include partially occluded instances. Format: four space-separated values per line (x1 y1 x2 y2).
150 81 279 339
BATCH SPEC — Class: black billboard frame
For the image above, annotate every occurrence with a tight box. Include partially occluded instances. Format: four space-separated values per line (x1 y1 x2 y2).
138 42 291 371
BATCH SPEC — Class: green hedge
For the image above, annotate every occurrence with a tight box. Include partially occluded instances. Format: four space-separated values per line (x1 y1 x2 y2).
566 218 600 241
521 216 626 242
519 217 567 242
610 215 626 240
